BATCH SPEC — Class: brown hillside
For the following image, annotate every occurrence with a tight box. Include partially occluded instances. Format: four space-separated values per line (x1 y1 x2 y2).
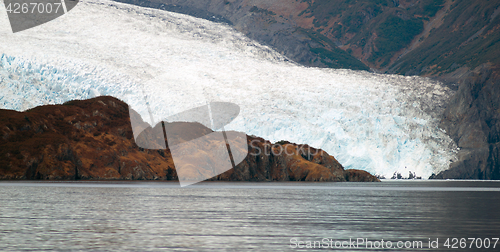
0 96 379 182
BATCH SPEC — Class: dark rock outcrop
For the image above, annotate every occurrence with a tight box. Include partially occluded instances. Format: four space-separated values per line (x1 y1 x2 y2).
214 138 347 182
432 64 500 180
0 96 379 182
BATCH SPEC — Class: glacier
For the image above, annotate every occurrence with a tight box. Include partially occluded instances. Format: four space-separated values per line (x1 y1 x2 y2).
0 0 457 178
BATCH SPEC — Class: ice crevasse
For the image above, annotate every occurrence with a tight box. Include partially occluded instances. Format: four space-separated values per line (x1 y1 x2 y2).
0 0 457 178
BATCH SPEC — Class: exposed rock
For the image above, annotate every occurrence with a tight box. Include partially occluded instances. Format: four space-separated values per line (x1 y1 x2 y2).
214 137 348 182
0 96 379 182
344 169 381 182
433 64 500 180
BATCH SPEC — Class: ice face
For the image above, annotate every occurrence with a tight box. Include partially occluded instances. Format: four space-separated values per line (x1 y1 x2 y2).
0 0 457 179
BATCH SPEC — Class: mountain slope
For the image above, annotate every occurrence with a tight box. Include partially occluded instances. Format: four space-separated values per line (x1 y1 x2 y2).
431 64 500 180
113 0 370 70
113 0 499 76
390 0 500 76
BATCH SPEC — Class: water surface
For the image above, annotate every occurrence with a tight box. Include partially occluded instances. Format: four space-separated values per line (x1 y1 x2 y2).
1 181 499 251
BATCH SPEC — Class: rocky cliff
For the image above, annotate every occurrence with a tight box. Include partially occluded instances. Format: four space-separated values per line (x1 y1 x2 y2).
0 96 379 182
431 65 500 179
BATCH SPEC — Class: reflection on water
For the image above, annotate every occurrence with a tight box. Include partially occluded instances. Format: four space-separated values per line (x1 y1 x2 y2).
1 181 499 251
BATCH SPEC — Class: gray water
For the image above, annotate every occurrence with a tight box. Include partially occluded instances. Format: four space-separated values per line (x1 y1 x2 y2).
1 181 499 251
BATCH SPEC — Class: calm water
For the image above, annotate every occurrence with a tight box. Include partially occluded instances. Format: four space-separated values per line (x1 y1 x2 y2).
1 181 500 251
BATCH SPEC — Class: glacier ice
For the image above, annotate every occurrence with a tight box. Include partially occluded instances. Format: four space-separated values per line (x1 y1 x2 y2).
0 0 457 178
